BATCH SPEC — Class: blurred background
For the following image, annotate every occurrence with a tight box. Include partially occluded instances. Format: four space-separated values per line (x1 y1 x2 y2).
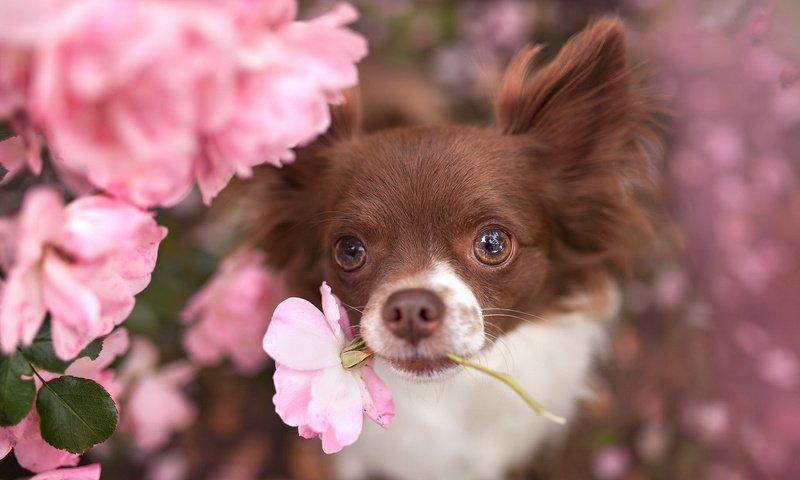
2 0 799 479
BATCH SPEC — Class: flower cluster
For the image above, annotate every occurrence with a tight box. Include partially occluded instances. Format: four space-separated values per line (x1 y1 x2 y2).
0 0 366 207
0 0 367 475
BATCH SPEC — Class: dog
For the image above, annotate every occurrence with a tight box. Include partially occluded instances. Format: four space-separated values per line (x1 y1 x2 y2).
248 17 662 480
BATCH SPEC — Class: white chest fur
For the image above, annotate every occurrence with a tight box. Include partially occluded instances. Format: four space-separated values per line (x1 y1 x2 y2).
333 296 615 480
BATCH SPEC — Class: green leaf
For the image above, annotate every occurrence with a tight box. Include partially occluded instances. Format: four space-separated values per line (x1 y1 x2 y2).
78 337 103 361
36 376 118 453
0 353 36 426
21 326 105 373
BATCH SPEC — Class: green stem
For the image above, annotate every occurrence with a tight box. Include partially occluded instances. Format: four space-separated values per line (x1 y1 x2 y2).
445 353 566 425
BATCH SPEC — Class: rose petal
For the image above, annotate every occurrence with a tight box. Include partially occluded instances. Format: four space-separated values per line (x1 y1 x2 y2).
0 426 14 459
42 256 102 359
273 365 317 428
59 196 156 260
320 281 351 340
29 464 102 480
263 298 342 370
308 367 363 454
0 265 47 353
13 412 79 473
358 364 395 428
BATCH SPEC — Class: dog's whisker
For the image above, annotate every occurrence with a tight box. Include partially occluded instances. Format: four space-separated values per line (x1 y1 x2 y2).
482 307 547 322
342 302 366 314
482 313 547 326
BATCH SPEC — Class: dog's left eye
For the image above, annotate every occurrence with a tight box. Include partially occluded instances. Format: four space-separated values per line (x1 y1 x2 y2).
334 236 367 271
472 228 512 266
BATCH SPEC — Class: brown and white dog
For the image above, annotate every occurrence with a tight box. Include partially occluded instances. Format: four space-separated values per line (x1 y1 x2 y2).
248 18 662 480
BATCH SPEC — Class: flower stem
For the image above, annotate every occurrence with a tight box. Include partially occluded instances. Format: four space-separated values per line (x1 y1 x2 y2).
444 353 566 425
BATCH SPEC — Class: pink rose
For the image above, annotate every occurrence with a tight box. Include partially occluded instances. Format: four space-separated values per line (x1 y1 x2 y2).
0 411 79 473
190 1 366 203
197 2 368 203
29 0 237 207
117 337 197 453
263 282 394 453
0 0 65 118
20 0 366 206
181 249 284 374
0 188 166 359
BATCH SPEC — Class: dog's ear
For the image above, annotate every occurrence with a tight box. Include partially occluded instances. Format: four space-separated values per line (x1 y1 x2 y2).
495 18 631 157
236 89 363 297
496 18 663 277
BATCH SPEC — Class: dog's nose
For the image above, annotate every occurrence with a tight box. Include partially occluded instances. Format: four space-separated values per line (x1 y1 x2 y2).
381 289 445 344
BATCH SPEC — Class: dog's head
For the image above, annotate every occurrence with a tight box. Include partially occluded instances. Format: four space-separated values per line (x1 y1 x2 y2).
249 19 661 380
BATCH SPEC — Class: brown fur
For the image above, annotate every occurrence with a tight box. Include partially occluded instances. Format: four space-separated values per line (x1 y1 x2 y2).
242 18 663 332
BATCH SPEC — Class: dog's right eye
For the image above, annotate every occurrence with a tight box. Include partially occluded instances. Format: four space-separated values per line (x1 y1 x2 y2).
334 236 367 272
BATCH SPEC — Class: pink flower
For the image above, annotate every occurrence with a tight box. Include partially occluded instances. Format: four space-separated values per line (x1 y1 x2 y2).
28 464 101 480
0 187 166 359
592 445 632 480
20 0 366 206
198 2 368 203
0 411 79 473
0 0 65 118
118 337 197 453
263 282 394 454
61 327 130 401
181 249 284 374
29 0 236 208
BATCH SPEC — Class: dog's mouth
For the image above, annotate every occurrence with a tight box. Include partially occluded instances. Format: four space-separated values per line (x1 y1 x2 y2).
382 355 458 379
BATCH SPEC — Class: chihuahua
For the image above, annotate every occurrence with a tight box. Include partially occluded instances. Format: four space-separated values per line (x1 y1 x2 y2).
249 17 662 480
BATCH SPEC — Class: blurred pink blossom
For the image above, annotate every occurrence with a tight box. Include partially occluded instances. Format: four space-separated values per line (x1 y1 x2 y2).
118 337 197 453
0 410 79 473
0 188 166 359
198 2 367 204
263 282 394 454
683 401 730 445
642 3 800 476
29 0 238 207
458 0 537 50
592 445 631 480
3 0 366 207
28 464 101 480
181 249 284 375
0 0 65 118
757 348 800 391
0 136 28 181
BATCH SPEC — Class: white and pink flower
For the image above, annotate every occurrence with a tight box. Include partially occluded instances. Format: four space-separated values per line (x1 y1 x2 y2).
181 249 284 375
263 282 394 453
0 187 166 360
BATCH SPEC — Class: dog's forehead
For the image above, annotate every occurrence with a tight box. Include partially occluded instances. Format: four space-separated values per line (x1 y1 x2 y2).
329 126 531 235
